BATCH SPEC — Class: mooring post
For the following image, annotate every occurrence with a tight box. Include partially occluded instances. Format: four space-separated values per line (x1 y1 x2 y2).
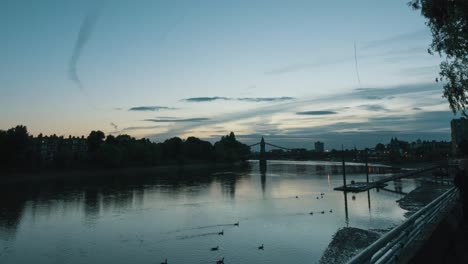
342 145 346 188
365 151 369 184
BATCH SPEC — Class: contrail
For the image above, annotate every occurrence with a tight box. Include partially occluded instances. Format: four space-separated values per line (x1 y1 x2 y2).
110 122 118 130
69 2 103 89
354 41 362 88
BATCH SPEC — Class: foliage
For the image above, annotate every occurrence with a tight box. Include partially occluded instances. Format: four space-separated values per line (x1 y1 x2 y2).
0 126 250 172
409 0 468 113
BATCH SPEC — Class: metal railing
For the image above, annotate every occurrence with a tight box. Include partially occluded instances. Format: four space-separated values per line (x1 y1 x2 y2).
347 186 458 264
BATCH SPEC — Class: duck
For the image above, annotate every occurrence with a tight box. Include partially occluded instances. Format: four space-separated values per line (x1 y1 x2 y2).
218 230 224 235
258 244 264 250
160 259 167 264
296 195 299 199
316 196 319 199
321 210 325 214
234 221 239 226
216 257 224 264
211 246 219 251
309 212 314 215
329 209 333 213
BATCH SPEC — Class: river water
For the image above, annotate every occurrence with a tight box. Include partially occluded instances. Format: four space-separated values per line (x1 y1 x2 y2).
0 161 426 264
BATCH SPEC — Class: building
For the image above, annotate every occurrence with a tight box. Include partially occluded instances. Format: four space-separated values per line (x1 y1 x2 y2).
314 141 324 152
451 118 468 155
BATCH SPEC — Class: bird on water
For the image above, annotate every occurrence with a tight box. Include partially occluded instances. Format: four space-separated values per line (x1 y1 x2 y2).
160 259 167 264
218 230 224 235
234 221 239 226
216 257 224 264
258 244 264 250
211 246 219 251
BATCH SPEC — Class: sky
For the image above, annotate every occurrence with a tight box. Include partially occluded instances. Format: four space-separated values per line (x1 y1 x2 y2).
0 0 457 149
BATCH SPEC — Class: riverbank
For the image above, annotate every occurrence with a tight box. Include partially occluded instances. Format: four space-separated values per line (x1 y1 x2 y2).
0 161 250 184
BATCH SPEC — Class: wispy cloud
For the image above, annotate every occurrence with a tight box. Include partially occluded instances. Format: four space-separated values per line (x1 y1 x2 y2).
264 57 350 75
182 97 294 103
359 104 390 112
146 82 446 142
362 29 429 49
129 106 176 111
110 122 118 130
144 118 210 123
68 1 103 89
296 111 338 115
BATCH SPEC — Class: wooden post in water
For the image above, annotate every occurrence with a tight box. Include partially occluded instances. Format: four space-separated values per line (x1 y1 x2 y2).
342 145 347 189
365 152 369 184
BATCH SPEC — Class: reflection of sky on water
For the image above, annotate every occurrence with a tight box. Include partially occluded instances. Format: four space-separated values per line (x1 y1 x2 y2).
0 161 426 263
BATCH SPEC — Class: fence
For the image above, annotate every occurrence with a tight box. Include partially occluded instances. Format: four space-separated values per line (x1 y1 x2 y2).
346 186 458 264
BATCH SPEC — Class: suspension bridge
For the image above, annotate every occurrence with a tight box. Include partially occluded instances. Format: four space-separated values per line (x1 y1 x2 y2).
248 137 291 161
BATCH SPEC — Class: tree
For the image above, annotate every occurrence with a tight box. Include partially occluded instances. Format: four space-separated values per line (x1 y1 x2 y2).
214 132 250 162
375 143 386 152
409 0 468 113
87 130 105 152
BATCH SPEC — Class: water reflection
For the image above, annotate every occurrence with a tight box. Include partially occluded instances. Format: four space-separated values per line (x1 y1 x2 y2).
343 191 349 227
0 161 431 264
260 163 267 197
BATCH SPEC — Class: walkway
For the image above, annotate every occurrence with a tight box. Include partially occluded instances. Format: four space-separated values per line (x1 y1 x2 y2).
407 203 468 263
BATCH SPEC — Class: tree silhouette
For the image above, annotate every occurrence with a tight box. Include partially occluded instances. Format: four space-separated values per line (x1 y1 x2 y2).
87 130 105 152
409 0 468 113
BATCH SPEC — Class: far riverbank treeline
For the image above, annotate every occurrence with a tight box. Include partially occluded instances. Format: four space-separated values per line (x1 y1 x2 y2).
0 125 250 172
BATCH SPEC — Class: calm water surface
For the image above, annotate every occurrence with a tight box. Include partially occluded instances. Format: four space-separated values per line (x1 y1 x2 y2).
0 161 426 263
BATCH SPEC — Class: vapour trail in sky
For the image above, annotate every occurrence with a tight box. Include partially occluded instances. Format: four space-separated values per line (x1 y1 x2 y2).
354 41 362 88
68 2 103 89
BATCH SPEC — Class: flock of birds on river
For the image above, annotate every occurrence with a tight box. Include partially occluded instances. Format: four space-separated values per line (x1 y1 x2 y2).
161 192 333 263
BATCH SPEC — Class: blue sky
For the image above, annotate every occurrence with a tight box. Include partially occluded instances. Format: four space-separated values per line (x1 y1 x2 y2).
0 0 454 149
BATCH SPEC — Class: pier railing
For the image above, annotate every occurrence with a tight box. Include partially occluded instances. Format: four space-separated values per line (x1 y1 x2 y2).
346 186 458 264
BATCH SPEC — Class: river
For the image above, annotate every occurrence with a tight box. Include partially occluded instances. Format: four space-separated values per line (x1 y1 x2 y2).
0 160 428 263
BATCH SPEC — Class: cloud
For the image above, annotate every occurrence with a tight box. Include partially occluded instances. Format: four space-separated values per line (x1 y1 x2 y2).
183 97 229 102
144 118 210 123
182 96 294 103
236 110 454 149
364 96 383 100
359 104 390 112
110 122 118 130
362 29 429 50
237 97 294 102
68 2 104 89
145 82 447 144
264 57 350 75
129 106 176 111
296 111 338 115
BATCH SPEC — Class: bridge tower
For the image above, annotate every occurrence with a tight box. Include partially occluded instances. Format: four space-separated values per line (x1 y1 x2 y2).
260 137 266 160
259 137 267 169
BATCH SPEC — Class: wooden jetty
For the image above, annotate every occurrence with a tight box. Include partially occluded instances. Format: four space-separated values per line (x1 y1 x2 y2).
334 182 387 192
334 165 441 193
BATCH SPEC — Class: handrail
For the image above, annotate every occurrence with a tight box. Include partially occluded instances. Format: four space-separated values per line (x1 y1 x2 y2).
347 186 457 264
